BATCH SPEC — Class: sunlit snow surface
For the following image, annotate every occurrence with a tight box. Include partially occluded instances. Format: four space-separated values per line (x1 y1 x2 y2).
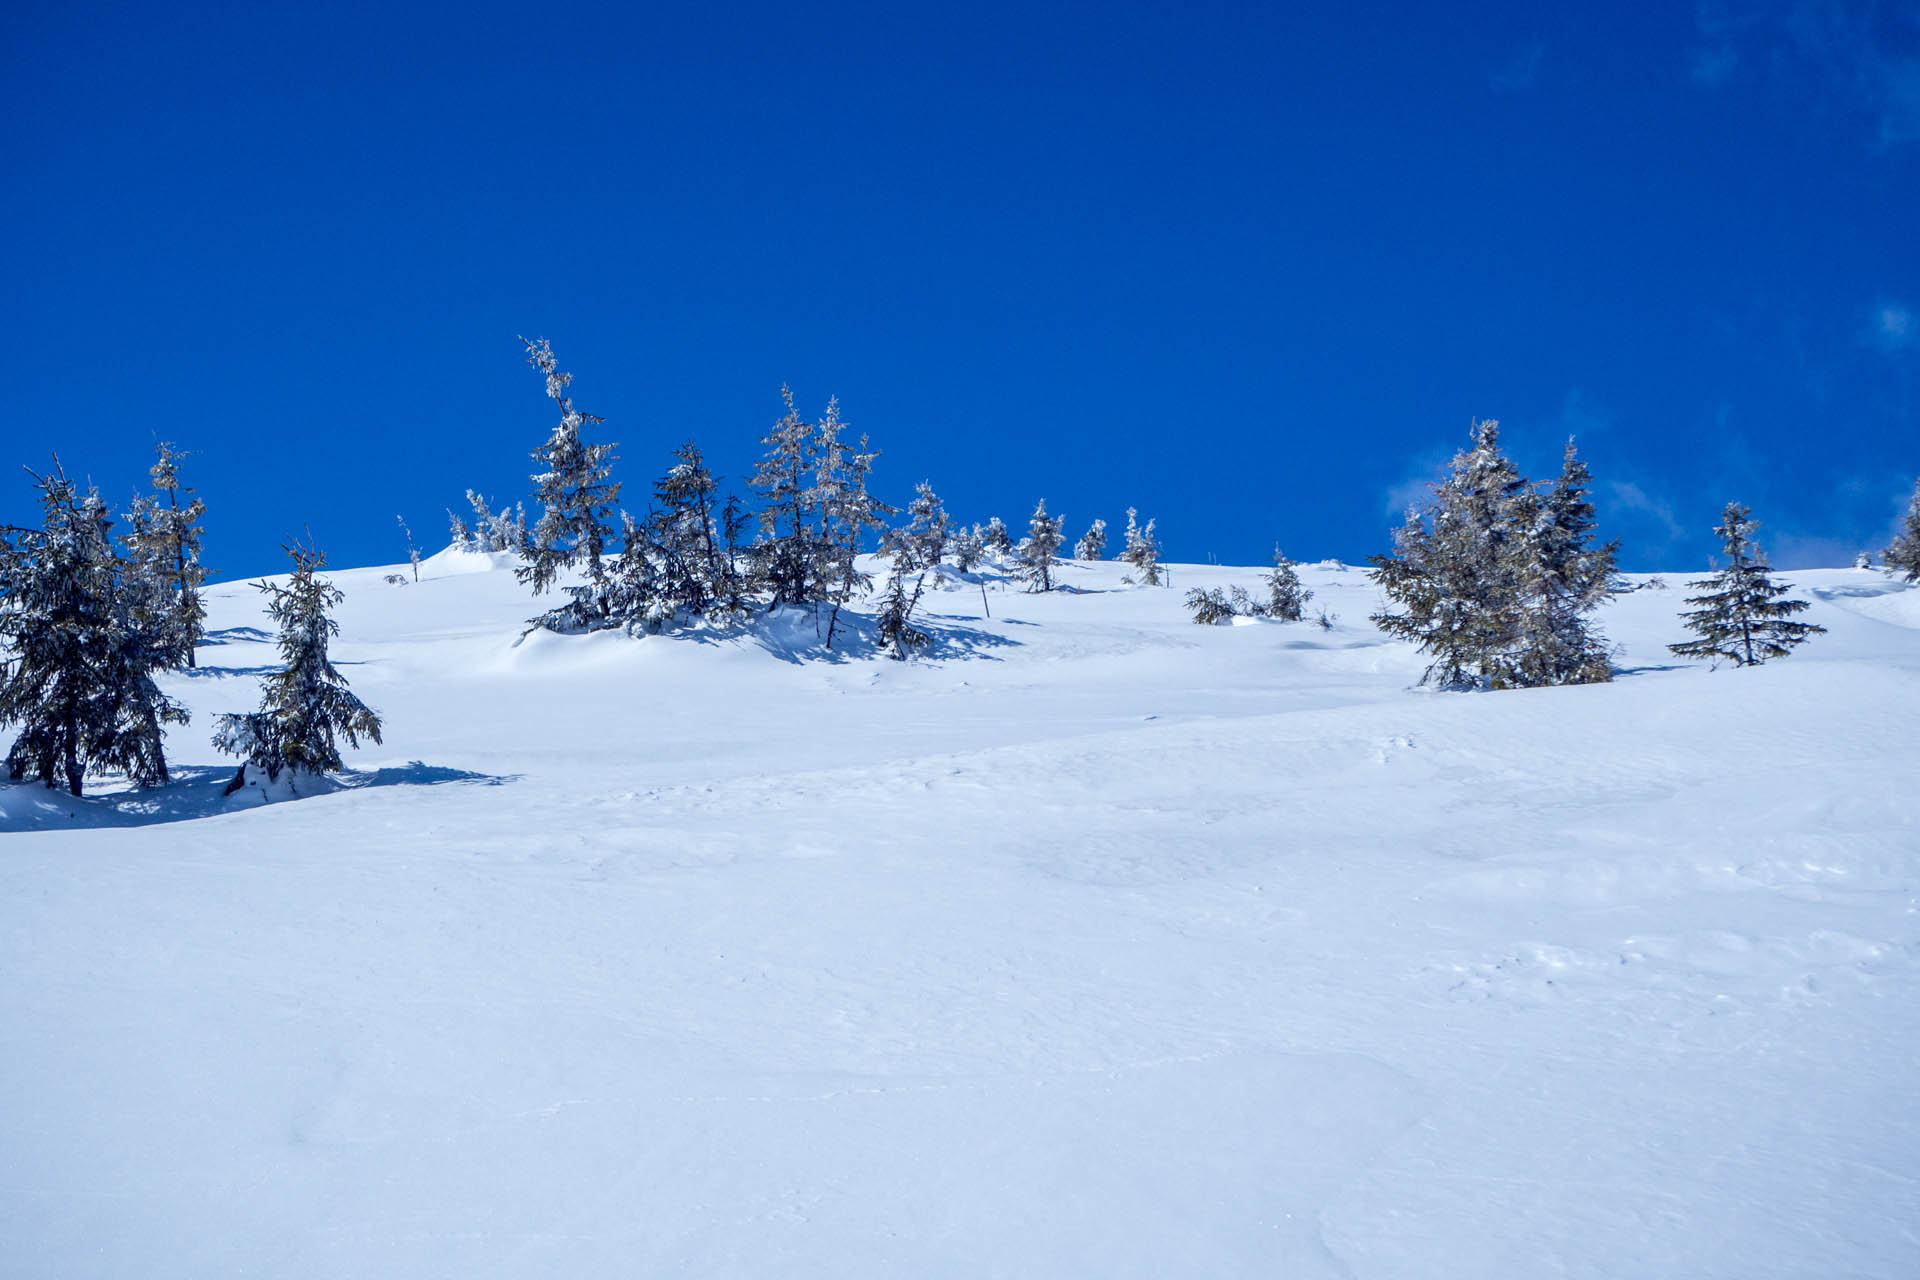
3 550 1917 1277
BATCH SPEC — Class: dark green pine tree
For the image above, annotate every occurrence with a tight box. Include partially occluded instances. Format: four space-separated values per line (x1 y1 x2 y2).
0 460 186 797
1506 439 1618 686
213 541 382 795
1669 503 1825 666
1885 478 1920 583
516 337 620 601
1370 420 1530 688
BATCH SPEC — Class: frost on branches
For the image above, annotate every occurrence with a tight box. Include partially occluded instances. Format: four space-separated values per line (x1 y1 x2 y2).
0 459 187 796
1118 508 1162 586
1017 500 1064 592
516 337 620 610
1669 503 1824 667
213 541 383 797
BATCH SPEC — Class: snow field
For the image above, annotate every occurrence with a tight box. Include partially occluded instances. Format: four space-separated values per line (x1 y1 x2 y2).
2 551 1917 1276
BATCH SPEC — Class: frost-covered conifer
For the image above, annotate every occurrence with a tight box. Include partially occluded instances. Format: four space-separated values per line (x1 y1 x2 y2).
1506 441 1617 686
892 481 950 572
139 442 209 667
1185 586 1235 625
0 461 186 796
1264 548 1312 621
1669 503 1825 666
453 490 526 554
1118 507 1162 586
648 441 725 619
981 516 1013 555
1369 420 1530 688
1074 517 1107 562
749 385 821 607
812 408 892 648
1886 478 1920 583
875 556 930 659
949 524 986 573
517 337 620 601
1016 500 1064 592
213 541 382 794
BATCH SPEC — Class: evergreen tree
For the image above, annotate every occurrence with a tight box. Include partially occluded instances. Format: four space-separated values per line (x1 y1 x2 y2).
1669 503 1825 666
1369 420 1530 688
0 461 186 796
813 409 892 649
1074 517 1108 562
1264 548 1312 621
141 442 208 668
1118 507 1162 585
1016 500 1064 592
648 440 725 619
892 481 950 572
517 337 620 600
749 385 820 607
949 523 986 573
1507 441 1617 686
981 516 1013 556
1886 478 1920 583
452 490 527 554
213 541 382 794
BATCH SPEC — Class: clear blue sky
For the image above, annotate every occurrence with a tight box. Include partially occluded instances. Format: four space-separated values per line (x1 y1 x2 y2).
4 0 1916 576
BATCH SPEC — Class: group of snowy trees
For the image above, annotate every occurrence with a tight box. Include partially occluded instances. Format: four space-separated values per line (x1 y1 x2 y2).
1186 551 1313 625
471 338 1173 653
1369 421 1620 689
0 448 379 799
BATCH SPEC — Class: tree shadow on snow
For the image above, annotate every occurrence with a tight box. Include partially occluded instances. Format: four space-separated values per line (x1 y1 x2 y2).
661 605 1021 665
0 761 514 833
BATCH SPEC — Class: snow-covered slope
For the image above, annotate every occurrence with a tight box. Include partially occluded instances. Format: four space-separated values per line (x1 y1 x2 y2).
3 552 1917 1278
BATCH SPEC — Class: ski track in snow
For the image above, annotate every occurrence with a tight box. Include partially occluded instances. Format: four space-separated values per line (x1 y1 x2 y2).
2 550 1918 1277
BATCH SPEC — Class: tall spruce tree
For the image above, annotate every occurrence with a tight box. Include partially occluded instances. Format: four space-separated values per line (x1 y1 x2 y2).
749 385 820 607
213 541 382 794
1886 478 1920 583
1118 507 1162 585
1017 500 1064 592
1506 440 1618 686
1669 503 1825 666
0 461 186 796
140 442 208 668
648 440 725 620
1370 420 1531 688
894 481 951 572
517 337 620 600
813 410 892 649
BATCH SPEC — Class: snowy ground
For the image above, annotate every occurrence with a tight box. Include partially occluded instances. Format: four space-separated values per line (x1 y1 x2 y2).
3 550 1918 1277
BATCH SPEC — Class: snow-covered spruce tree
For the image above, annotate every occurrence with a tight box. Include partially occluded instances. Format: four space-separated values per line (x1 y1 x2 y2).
452 490 526 554
812 407 892 649
1185 586 1235 624
749 385 821 608
981 516 1013 556
893 481 951 572
718 492 751 612
1369 420 1530 689
1118 507 1162 585
517 337 620 607
1886 478 1920 583
213 541 382 795
139 442 208 667
1669 503 1825 667
1506 440 1617 686
1074 517 1108 562
949 523 985 573
1264 548 1312 621
1016 500 1064 592
0 461 186 797
646 440 727 622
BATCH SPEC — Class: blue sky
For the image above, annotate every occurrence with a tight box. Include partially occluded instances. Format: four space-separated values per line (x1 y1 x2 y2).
4 0 1916 576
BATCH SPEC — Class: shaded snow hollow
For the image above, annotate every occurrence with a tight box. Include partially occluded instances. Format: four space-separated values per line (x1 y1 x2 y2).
3 550 1918 1277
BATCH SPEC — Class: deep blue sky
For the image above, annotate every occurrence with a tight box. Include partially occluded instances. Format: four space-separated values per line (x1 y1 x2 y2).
4 0 1916 576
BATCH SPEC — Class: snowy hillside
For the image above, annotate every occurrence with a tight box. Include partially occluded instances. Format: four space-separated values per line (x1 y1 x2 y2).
4 552 1918 1278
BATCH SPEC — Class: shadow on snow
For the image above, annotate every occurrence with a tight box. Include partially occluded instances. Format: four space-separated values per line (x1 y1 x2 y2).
0 760 514 833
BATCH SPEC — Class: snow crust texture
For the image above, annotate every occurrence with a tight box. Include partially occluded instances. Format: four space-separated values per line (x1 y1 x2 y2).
3 552 1917 1277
